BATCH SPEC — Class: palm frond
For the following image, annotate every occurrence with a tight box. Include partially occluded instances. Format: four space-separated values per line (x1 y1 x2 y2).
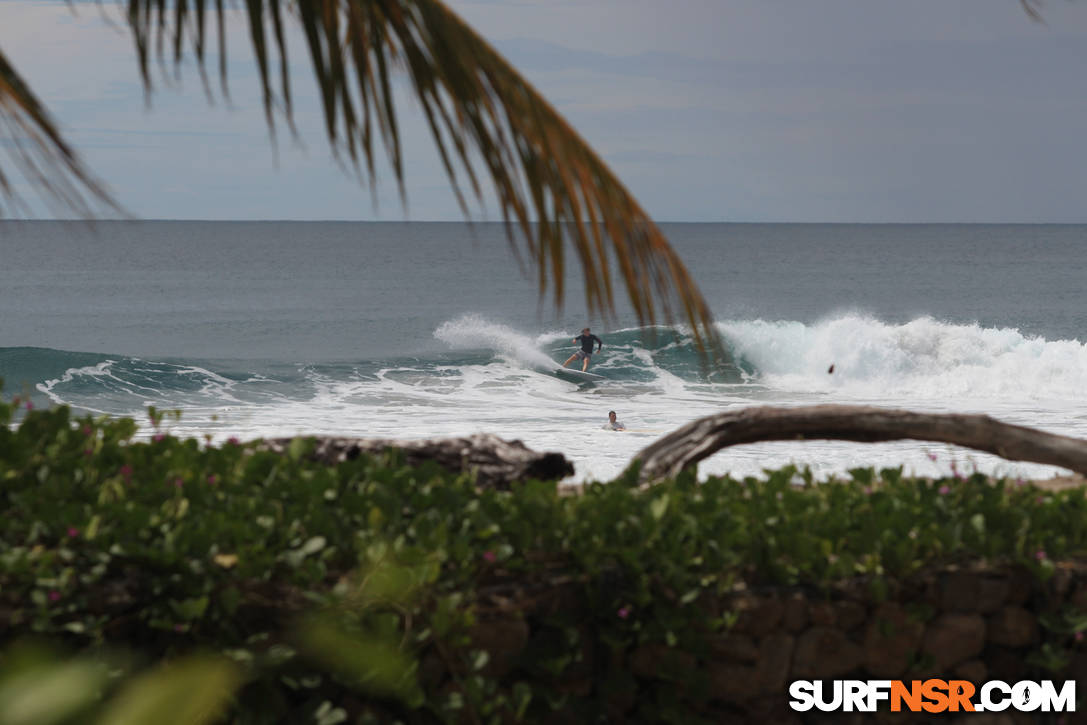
1020 0 1044 22
0 50 119 217
0 1 1053 349
124 0 726 351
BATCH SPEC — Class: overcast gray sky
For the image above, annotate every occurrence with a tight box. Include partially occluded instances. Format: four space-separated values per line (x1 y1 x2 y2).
2 0 1086 221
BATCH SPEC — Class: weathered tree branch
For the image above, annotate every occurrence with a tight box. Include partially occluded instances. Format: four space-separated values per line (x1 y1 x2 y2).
260 433 573 490
631 405 1087 484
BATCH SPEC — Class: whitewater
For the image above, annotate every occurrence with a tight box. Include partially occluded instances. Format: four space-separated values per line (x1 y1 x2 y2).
19 311 1087 483
4 220 1086 483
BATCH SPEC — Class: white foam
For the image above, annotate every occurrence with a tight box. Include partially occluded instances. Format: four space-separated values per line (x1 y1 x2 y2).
32 313 1087 484
721 314 1087 401
38 360 118 411
435 314 560 370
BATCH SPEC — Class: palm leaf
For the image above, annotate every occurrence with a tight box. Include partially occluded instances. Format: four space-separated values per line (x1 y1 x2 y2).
0 51 119 217
4 0 729 351
0 2 1050 349
1020 0 1044 21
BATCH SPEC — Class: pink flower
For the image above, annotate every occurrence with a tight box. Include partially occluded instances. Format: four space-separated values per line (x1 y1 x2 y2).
617 607 631 619
1015 477 1026 487
66 527 79 538
482 551 496 563
1075 631 1084 642
82 424 93 436
153 433 166 443
83 448 93 457
48 590 60 602
119 464 133 482
863 486 873 496
207 474 218 485
938 485 950 495
1035 550 1047 561
227 437 240 446
25 400 34 411
172 477 184 488
174 623 186 632
926 452 937 462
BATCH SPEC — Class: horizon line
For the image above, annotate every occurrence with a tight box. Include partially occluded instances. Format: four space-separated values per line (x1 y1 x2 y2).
3 218 1087 225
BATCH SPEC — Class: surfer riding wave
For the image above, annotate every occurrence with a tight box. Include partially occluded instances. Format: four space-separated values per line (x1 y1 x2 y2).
562 327 603 371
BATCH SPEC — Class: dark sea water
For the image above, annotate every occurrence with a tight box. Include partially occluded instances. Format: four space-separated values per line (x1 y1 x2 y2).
2 221 1085 481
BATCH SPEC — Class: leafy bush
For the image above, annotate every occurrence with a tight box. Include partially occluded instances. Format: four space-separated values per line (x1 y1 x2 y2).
2 393 1086 723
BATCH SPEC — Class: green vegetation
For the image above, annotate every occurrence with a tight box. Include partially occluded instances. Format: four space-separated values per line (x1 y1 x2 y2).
2 394 1086 723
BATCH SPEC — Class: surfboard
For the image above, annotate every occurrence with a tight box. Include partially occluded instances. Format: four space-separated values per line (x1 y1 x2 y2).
553 367 606 383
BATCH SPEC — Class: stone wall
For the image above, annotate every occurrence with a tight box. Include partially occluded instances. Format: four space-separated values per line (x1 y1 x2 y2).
671 561 1087 723
465 561 1087 724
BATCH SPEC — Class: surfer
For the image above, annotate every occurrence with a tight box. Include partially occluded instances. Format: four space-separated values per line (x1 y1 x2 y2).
562 327 603 371
603 411 626 431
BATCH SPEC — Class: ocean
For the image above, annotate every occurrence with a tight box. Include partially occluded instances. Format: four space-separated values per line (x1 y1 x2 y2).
2 221 1085 483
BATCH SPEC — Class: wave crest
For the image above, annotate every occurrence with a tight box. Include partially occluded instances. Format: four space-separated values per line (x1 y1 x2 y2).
720 314 1087 399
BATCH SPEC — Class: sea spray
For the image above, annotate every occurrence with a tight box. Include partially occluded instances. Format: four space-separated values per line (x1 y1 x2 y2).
8 312 1087 482
435 314 560 370
719 314 1087 400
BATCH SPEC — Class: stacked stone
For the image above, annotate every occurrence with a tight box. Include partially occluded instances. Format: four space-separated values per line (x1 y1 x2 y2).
621 564 1087 723
454 562 1087 724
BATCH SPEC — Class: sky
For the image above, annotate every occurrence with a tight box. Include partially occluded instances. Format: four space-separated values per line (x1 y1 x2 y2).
1 0 1086 222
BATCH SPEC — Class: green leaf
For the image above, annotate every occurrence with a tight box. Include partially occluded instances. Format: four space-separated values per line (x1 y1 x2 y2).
95 656 241 725
313 701 347 725
650 495 669 521
287 438 309 462
512 681 533 719
0 653 109 725
294 615 419 703
469 650 489 672
85 515 101 541
300 536 327 556
169 596 209 621
970 513 986 536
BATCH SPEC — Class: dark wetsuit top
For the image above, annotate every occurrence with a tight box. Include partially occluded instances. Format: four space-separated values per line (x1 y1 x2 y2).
576 334 602 354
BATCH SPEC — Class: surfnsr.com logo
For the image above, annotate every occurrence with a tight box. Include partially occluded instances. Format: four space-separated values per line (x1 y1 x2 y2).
788 679 1077 713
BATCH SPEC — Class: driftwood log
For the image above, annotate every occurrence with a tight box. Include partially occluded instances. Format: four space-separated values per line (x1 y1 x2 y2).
260 433 573 490
632 405 1087 484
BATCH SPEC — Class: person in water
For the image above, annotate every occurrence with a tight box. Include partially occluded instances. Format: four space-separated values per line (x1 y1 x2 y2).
603 410 626 431
562 327 603 371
